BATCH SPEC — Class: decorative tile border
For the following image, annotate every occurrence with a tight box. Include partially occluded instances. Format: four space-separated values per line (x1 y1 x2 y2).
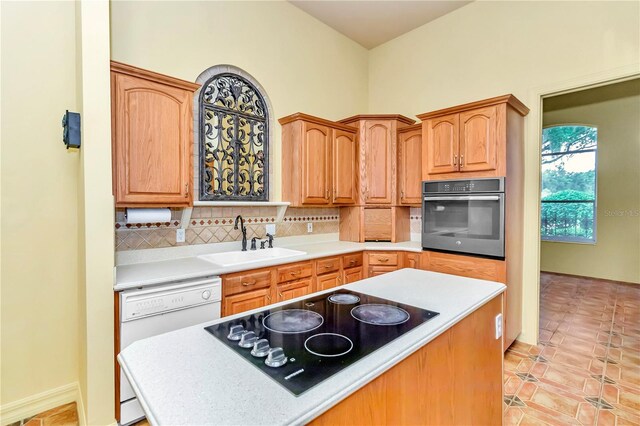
115 206 339 251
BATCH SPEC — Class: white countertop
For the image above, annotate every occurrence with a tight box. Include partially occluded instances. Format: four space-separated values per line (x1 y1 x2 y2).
115 237 423 291
118 269 505 425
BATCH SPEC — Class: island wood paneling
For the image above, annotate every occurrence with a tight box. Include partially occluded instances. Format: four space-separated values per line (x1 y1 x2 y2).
309 295 503 425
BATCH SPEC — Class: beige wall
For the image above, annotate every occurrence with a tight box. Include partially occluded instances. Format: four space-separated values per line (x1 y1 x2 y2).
1 0 80 407
367 0 640 344
540 80 640 284
110 0 370 202
76 1 115 424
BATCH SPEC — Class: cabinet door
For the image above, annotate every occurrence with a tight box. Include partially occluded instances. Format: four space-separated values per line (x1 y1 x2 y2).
276 278 313 302
368 265 397 277
424 114 459 175
343 267 363 284
459 106 497 172
223 287 272 317
112 73 192 206
402 253 421 269
398 128 422 205
317 272 341 292
332 129 358 204
302 122 331 205
362 121 393 204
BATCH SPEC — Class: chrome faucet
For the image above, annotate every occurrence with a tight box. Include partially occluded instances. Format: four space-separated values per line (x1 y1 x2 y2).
234 215 247 251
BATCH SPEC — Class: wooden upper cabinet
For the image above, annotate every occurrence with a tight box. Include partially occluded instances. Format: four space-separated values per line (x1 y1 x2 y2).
397 124 422 205
338 115 415 206
279 113 357 207
302 122 332 204
111 61 199 207
362 121 393 204
332 129 358 205
423 113 459 176
418 95 529 181
459 106 497 173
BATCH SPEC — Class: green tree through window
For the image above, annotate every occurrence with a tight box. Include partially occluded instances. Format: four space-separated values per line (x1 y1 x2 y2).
541 125 597 243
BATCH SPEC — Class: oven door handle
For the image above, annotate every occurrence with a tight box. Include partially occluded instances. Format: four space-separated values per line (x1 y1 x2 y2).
424 195 501 201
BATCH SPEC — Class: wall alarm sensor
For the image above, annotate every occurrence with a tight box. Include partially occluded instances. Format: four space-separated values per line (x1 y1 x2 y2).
62 110 81 149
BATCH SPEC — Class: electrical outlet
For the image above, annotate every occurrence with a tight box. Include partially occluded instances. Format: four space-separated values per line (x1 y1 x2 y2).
495 313 503 339
307 222 313 233
176 228 186 243
266 223 276 235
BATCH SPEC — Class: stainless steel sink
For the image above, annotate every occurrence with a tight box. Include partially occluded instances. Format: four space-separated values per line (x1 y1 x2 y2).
198 247 306 267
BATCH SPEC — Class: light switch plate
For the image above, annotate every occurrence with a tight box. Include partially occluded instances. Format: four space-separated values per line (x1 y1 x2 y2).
176 228 186 243
266 223 276 235
307 223 313 233
495 313 503 339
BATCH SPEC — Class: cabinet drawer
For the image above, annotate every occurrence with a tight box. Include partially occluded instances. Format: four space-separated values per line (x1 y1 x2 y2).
368 265 398 277
223 269 272 296
342 253 363 269
276 261 313 283
368 252 398 266
316 256 341 275
422 251 506 282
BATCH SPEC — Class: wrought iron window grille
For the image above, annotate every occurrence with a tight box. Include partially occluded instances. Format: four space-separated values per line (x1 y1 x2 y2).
199 73 269 201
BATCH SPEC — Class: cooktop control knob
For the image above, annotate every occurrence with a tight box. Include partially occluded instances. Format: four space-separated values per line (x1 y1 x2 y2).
251 339 270 357
238 331 258 348
265 347 288 368
227 325 245 341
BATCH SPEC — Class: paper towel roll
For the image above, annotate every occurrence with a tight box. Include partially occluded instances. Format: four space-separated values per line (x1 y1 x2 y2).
125 208 171 224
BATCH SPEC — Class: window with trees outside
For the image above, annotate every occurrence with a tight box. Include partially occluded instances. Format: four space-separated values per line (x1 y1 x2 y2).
541 125 597 243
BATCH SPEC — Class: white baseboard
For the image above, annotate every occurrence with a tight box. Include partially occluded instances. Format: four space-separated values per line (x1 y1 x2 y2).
0 382 81 426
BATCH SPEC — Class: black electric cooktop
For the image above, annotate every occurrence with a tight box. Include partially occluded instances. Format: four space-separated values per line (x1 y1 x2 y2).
204 290 439 396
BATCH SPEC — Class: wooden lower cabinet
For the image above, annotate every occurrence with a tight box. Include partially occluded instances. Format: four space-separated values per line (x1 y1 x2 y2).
402 252 421 269
276 278 313 302
368 265 398 277
343 267 363 284
317 272 342 292
223 287 272 317
421 251 506 283
310 295 503 425
364 251 399 278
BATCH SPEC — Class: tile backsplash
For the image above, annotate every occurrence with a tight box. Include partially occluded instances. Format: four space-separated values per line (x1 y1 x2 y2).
115 206 340 251
115 206 423 252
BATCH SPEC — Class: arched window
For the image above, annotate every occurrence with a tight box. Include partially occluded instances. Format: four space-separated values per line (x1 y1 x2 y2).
198 68 270 201
541 125 597 243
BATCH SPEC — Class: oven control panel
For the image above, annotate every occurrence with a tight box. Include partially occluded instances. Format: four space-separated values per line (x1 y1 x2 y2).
423 177 504 194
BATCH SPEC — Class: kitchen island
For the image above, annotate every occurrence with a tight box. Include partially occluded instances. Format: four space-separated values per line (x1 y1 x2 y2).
118 268 505 425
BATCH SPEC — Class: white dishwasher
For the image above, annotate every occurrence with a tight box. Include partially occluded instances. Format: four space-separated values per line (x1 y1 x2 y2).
118 276 222 425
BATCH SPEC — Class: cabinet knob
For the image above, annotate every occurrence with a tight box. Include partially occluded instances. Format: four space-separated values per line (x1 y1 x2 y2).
460 154 464 168
453 155 458 167
379 257 389 262
185 183 189 197
242 280 256 286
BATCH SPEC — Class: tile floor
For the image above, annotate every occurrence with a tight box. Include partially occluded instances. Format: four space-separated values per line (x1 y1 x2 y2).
504 272 640 425
6 402 78 426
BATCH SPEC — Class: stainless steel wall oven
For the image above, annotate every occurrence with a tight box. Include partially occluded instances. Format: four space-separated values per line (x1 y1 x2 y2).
422 178 505 258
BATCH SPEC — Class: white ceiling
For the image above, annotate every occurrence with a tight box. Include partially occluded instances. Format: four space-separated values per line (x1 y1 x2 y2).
289 1 472 49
